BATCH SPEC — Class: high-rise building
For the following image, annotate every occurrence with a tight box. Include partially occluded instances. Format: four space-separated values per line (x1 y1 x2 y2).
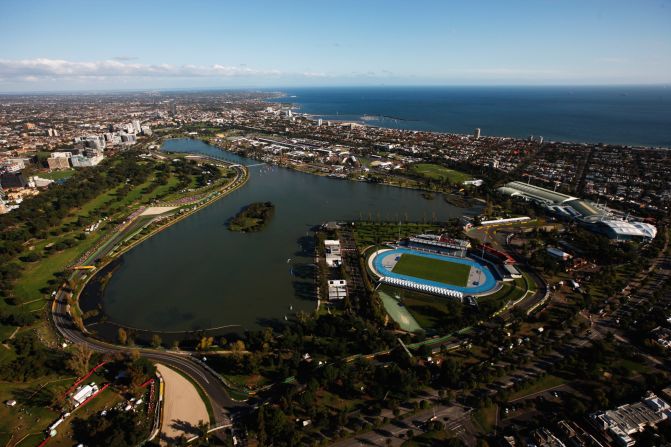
169 102 177 116
474 128 481 139
317 118 323 127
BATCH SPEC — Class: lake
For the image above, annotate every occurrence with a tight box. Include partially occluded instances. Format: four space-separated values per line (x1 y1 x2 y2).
92 138 479 332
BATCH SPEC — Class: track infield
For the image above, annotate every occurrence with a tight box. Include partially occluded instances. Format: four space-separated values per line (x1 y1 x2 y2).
370 248 499 295
392 253 470 287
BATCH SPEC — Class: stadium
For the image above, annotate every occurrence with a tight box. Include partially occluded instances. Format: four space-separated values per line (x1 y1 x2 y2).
367 234 505 301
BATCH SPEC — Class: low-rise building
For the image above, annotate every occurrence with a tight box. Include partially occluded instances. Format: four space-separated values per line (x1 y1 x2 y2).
29 176 54 188
547 247 572 261
0 171 28 189
47 151 72 170
324 239 342 267
71 382 99 407
327 279 347 300
591 392 670 447
71 149 104 167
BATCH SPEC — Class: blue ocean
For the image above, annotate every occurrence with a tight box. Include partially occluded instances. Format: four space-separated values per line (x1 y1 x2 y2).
271 86 671 147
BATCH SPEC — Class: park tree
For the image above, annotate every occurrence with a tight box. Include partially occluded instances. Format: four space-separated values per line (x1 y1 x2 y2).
231 339 246 352
196 419 211 443
151 334 162 349
118 327 128 345
197 336 214 351
67 344 94 376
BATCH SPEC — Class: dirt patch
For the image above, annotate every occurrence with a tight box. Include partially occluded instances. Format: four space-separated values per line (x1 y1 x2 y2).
157 364 209 445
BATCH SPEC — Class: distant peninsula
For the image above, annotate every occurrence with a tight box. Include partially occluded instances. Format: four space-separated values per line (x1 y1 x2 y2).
228 202 275 232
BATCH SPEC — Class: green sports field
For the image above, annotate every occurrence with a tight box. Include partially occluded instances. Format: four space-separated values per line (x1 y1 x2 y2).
392 254 470 286
411 163 472 184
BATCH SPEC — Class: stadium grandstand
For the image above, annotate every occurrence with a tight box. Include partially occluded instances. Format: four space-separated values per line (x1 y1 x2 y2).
586 219 658 241
379 276 463 300
498 180 657 242
405 234 470 257
497 181 577 206
498 181 607 220
368 246 500 299
475 244 516 265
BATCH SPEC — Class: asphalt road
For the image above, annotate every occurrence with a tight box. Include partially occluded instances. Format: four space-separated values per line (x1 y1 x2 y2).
49 166 250 439
52 289 245 429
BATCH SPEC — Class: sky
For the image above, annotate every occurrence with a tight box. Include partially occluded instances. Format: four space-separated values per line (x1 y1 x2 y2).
0 0 670 92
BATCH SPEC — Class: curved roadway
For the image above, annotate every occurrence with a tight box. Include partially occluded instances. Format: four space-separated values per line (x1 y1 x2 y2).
50 164 250 436
52 291 245 428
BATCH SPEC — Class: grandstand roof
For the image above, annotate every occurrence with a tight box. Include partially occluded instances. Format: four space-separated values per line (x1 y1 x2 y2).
499 181 577 205
599 220 657 240
564 199 606 219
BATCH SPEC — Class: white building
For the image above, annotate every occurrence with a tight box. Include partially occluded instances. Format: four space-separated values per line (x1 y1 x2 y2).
463 179 483 187
71 150 104 167
120 133 137 144
591 392 670 447
324 240 342 267
29 176 54 188
71 383 99 407
546 247 572 261
327 279 347 300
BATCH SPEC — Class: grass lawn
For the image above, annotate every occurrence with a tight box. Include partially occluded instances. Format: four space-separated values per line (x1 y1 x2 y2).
59 186 120 227
15 433 46 447
317 389 363 412
0 346 17 365
0 376 75 445
399 290 458 331
222 373 269 390
0 325 17 342
40 169 75 181
12 232 104 305
392 254 470 286
412 163 472 184
476 276 528 316
613 358 651 375
472 404 498 433
144 175 180 201
378 287 422 332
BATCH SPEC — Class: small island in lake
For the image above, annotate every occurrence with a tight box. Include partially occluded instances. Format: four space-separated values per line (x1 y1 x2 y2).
227 201 275 232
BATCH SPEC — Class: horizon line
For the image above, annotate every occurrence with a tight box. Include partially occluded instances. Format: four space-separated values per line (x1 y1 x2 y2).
1 83 670 95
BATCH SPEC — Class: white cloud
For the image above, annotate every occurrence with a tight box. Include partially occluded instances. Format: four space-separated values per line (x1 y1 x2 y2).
0 58 285 81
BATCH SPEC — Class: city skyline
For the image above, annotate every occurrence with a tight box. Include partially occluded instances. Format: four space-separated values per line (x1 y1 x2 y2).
1 0 670 92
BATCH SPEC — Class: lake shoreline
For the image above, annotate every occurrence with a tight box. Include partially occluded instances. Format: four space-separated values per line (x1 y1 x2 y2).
92 138 479 334
75 159 249 344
